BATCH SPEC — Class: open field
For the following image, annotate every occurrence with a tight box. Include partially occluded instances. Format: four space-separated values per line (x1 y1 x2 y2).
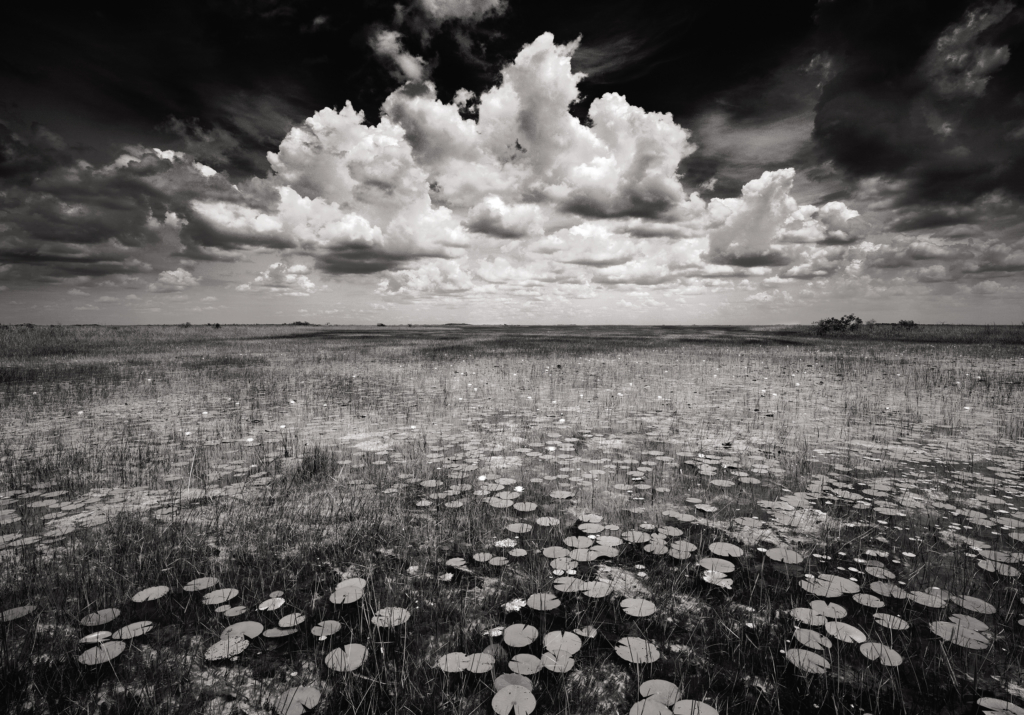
1 324 1023 715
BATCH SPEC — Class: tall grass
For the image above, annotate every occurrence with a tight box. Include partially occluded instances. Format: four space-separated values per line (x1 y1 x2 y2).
0 325 1021 714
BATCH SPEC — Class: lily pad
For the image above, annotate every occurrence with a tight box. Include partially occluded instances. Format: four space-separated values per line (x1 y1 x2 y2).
615 637 660 664
621 598 657 617
492 684 537 715
78 640 126 666
131 586 169 603
183 576 218 592
112 621 154 640
221 621 263 639
205 636 249 662
786 648 830 674
639 679 681 706
504 623 539 648
824 621 866 644
203 588 239 606
274 685 321 715
81 608 120 627
325 643 368 672
859 641 903 666
526 593 560 611
672 701 719 715
508 653 543 675
543 630 583 656
371 607 411 628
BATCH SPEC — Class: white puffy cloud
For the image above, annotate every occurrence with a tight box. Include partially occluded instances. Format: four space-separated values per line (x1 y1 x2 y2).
180 32 878 302
465 195 544 238
378 259 476 295
148 267 199 292
706 168 860 266
237 262 316 296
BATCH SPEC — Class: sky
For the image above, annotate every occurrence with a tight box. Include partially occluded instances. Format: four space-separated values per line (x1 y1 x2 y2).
1 0 1023 325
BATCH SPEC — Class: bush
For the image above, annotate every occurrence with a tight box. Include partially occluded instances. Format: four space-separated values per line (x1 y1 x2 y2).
816 314 863 335
898 319 916 328
292 445 338 483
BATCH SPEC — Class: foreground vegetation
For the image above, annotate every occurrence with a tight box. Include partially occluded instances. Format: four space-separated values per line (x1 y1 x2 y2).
1 324 1023 715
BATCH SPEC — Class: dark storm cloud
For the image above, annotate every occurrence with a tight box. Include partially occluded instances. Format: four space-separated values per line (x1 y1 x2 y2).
812 0 1024 212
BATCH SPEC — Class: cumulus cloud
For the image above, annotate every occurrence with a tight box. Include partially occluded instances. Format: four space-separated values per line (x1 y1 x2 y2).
378 259 476 295
465 196 543 238
237 262 316 295
148 267 199 292
705 168 860 267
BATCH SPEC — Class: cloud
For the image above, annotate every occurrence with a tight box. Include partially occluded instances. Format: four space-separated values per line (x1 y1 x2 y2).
237 262 316 295
148 267 199 292
704 168 860 266
922 1 1014 99
378 259 476 295
370 30 428 82
414 0 506 23
465 196 543 238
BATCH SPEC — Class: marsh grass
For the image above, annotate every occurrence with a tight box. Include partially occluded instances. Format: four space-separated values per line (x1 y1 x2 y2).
0 324 1022 714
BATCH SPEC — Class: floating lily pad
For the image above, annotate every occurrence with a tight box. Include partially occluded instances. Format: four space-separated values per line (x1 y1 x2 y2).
274 685 321 715
824 621 866 644
80 631 112 644
853 593 885 609
541 651 575 672
543 630 583 656
672 701 719 715
502 623 539 648
205 636 249 662
325 643 368 672
1 605 35 622
794 628 832 651
203 588 239 606
221 621 263 639
786 648 830 674
977 698 1024 715
615 637 660 664
78 640 126 666
766 547 804 565
950 595 996 614
311 620 342 638
789 608 826 627
801 574 860 598
183 577 218 592
508 653 543 675
621 598 657 617
131 586 169 603
526 593 560 611
112 621 154 640
258 597 286 612
639 679 681 706
279 613 306 628
873 613 910 631
492 684 536 715
859 641 903 666
929 620 992 649
708 542 743 558
494 673 532 691
81 608 120 627
437 651 466 672
372 607 411 628
331 579 367 605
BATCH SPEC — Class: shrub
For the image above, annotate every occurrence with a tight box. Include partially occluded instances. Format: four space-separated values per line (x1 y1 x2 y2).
898 319 916 328
292 445 338 483
815 314 863 335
